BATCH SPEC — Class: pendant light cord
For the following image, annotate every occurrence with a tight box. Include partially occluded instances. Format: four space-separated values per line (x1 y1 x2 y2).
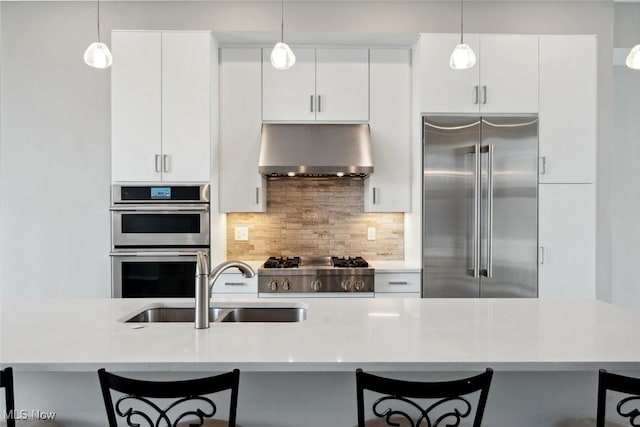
96 0 101 42
280 0 284 43
460 0 464 44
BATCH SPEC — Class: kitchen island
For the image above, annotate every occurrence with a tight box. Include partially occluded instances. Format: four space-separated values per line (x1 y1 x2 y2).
2 297 640 426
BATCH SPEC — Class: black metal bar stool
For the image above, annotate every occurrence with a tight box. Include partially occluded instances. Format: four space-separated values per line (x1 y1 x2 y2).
355 368 494 427
554 369 640 427
1 367 64 427
98 368 240 427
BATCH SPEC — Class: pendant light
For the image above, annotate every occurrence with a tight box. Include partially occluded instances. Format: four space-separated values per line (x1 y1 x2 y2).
84 0 112 69
626 44 640 70
450 0 476 70
270 0 296 70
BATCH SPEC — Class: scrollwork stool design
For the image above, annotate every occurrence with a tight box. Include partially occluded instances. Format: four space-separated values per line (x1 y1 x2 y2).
98 368 239 427
355 368 493 427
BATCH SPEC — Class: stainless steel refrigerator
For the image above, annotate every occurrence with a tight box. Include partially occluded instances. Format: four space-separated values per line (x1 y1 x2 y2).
422 115 538 298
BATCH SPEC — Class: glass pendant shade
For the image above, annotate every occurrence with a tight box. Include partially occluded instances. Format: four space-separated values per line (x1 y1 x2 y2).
84 42 113 69
450 43 476 70
626 44 640 70
271 42 296 70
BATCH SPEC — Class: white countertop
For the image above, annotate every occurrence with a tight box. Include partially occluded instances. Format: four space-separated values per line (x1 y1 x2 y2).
3 297 640 372
369 260 421 273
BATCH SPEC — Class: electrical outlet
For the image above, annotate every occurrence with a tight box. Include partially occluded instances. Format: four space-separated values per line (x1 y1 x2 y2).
367 227 376 241
235 227 249 241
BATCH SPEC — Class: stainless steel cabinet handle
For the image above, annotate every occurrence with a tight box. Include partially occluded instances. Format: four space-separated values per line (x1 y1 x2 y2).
486 144 494 278
109 251 200 257
109 206 209 212
163 155 170 173
372 187 378 204
473 144 481 278
539 156 547 175
482 86 487 104
318 95 322 112
154 155 161 173
539 246 546 265
255 187 260 205
388 281 408 285
224 282 247 287
310 95 314 112
474 86 479 105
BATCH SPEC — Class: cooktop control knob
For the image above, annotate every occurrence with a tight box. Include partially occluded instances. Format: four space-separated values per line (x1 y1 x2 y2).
282 280 291 291
354 279 366 291
340 280 352 291
268 279 279 291
310 279 323 292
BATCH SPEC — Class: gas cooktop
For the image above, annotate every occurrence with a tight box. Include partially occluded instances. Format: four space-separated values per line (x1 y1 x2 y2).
262 256 369 269
258 256 374 294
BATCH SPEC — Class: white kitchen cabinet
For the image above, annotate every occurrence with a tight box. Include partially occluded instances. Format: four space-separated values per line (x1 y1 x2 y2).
262 48 369 122
479 35 538 114
539 35 597 184
419 34 538 113
365 49 412 213
419 33 480 114
262 48 316 122
111 31 214 182
160 32 212 182
111 32 161 182
538 184 596 298
375 272 422 297
315 49 369 121
211 272 258 297
219 48 266 212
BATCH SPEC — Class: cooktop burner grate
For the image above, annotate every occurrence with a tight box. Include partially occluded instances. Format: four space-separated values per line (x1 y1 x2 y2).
331 256 369 268
263 256 301 269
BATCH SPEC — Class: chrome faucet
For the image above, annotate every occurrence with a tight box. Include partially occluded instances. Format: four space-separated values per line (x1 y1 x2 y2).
195 251 255 329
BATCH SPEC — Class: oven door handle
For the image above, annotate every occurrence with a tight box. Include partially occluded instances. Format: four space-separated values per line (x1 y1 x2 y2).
109 206 209 212
109 251 203 257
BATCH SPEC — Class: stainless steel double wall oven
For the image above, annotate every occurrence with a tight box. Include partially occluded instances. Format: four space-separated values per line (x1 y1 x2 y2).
110 184 210 298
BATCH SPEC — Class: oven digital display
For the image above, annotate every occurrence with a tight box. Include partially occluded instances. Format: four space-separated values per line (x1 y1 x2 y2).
151 187 171 200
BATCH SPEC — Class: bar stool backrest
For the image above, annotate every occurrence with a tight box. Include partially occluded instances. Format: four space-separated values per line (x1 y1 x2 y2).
98 368 240 427
356 368 493 427
1 368 16 427
598 369 640 427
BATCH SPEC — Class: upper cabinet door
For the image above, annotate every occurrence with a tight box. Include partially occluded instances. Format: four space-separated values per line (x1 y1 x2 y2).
365 49 411 212
315 49 369 121
161 32 212 182
479 35 539 113
219 48 266 212
262 48 316 121
539 35 596 184
419 33 481 113
111 31 162 182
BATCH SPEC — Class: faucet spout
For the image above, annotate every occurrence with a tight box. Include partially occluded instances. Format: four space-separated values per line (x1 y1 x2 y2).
194 252 256 329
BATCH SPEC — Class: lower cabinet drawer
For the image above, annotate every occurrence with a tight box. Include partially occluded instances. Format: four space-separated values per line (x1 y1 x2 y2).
375 273 421 293
211 273 258 294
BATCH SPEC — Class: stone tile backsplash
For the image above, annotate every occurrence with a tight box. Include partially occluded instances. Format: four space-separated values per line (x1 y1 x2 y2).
227 179 404 260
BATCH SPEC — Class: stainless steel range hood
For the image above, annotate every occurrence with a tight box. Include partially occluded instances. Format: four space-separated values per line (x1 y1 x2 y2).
258 123 374 178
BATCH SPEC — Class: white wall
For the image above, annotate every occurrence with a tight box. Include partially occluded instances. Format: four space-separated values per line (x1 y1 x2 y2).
0 2 111 297
0 1 615 299
612 3 640 310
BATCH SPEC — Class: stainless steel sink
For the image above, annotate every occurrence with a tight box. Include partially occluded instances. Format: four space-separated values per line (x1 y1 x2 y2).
124 305 307 323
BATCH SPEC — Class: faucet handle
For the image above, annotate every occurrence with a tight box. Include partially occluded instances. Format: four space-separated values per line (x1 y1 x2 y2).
196 251 209 276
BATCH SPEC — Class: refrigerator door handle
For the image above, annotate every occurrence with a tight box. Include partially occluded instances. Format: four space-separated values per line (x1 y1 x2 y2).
473 143 481 278
486 144 494 278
